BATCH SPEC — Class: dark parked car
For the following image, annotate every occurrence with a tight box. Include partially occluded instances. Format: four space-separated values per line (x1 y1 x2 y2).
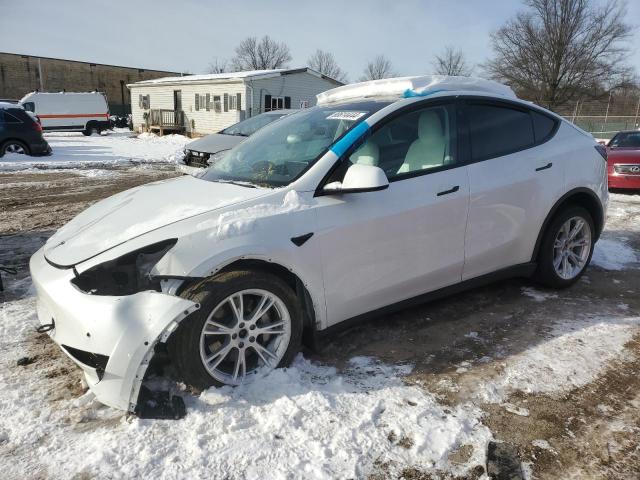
0 102 51 157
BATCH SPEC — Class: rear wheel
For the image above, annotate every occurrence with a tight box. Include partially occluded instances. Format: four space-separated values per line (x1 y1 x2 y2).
169 270 303 390
83 122 100 136
535 206 595 288
1 140 29 156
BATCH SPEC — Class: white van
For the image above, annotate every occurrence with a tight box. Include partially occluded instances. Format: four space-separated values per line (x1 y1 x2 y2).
20 91 110 135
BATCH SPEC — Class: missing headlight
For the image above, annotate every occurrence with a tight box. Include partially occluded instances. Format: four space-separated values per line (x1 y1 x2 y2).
71 239 177 296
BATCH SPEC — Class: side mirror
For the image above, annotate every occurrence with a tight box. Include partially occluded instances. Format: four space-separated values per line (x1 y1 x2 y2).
322 164 389 194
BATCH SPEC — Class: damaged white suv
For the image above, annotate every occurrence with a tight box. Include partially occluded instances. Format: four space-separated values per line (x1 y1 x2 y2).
30 76 608 414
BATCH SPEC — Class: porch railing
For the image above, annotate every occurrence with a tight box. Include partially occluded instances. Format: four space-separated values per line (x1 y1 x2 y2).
148 109 184 128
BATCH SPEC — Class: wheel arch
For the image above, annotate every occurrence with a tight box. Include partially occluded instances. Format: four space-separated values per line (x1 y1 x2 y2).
177 258 321 347
532 187 604 262
1 138 31 154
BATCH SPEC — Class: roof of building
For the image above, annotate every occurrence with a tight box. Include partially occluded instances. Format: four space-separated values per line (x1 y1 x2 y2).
128 67 343 87
316 75 516 105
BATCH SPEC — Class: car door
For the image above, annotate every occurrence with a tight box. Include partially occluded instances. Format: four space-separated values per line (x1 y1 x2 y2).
313 101 470 326
461 99 564 280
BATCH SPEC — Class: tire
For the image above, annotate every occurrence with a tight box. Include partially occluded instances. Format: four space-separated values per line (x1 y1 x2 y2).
534 205 595 288
1 140 30 156
168 269 303 391
83 122 99 136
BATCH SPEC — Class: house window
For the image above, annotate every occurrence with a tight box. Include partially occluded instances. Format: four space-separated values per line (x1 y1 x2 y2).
264 95 291 112
299 100 309 109
213 95 221 113
139 94 150 109
228 94 237 110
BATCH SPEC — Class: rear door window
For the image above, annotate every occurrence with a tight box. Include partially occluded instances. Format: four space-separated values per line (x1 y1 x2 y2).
467 103 534 161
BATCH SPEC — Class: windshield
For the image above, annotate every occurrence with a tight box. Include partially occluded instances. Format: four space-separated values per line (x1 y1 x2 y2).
220 112 288 137
199 101 390 187
609 131 640 148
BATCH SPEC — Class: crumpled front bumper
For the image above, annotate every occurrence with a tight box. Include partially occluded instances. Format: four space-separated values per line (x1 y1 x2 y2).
29 247 198 412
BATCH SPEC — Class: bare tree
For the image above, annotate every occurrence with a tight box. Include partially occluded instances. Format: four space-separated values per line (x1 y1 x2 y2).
484 0 634 109
432 46 473 76
230 36 292 71
360 55 395 81
308 49 348 83
206 58 228 74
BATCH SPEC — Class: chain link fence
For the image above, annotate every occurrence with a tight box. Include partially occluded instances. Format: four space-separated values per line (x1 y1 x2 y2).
527 93 640 140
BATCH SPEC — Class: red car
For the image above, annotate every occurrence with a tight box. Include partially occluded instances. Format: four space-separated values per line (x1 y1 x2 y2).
606 130 640 191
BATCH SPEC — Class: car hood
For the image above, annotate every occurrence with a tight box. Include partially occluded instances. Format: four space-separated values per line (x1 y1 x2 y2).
608 148 640 163
186 133 245 154
43 175 269 267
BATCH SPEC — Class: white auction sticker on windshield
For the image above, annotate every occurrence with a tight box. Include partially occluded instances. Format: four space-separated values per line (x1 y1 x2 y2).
326 111 367 121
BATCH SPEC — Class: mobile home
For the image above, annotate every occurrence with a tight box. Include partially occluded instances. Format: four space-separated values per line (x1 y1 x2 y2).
128 67 342 136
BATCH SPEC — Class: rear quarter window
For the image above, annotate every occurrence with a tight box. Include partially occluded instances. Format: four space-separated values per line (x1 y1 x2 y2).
531 111 557 143
3 110 24 123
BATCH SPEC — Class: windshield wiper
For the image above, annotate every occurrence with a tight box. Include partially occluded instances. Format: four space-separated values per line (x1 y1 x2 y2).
212 179 257 188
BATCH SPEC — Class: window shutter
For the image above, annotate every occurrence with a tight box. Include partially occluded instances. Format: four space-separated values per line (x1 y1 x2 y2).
223 93 229 112
206 94 211 111
236 93 241 110
264 94 272 112
195 94 199 111
284 96 291 109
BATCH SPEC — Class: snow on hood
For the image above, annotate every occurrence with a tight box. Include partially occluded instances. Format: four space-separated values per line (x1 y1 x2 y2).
185 133 245 154
317 75 516 105
43 176 268 267
197 190 311 239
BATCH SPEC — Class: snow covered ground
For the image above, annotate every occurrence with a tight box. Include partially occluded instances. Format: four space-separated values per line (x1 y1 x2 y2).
0 130 189 171
0 270 491 479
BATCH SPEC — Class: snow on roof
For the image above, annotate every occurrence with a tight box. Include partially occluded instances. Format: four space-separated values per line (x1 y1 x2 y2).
316 75 516 105
0 101 21 109
130 67 336 86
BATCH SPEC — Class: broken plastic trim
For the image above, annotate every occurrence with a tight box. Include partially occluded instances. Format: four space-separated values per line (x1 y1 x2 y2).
71 239 178 296
61 344 109 380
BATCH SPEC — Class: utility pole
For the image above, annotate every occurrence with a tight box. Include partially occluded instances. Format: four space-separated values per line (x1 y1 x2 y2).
603 90 613 134
37 58 44 91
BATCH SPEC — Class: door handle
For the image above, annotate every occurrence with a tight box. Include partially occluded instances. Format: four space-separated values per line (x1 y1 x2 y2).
436 185 459 196
535 162 553 171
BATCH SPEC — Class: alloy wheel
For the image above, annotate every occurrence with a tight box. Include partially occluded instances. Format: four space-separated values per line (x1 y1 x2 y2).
199 289 291 385
552 216 592 280
4 143 26 154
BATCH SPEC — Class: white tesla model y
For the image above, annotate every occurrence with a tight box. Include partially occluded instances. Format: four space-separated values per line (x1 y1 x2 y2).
30 76 608 413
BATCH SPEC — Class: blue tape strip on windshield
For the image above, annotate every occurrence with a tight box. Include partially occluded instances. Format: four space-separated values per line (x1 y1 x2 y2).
402 88 446 98
330 120 370 157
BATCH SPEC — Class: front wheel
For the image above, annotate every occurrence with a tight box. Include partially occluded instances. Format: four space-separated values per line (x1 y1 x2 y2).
535 206 595 288
169 270 303 391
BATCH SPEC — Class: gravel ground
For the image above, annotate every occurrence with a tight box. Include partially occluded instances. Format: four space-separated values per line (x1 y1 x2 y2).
0 167 638 479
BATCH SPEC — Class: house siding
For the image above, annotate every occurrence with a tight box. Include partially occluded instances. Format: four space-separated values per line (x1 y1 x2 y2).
247 72 336 115
129 71 339 136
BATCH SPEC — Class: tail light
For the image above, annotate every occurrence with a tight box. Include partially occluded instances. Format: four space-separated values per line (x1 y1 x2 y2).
594 144 607 161
32 121 43 133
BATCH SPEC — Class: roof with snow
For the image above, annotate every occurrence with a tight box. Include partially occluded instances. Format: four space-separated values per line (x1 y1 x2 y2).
128 67 343 87
316 75 516 105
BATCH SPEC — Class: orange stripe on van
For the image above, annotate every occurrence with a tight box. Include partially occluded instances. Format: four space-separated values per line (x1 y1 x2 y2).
37 113 109 119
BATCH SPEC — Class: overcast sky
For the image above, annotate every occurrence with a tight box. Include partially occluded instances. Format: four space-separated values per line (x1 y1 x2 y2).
1 0 638 81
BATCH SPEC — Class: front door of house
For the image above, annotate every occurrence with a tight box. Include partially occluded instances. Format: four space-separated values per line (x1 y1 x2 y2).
173 90 182 111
